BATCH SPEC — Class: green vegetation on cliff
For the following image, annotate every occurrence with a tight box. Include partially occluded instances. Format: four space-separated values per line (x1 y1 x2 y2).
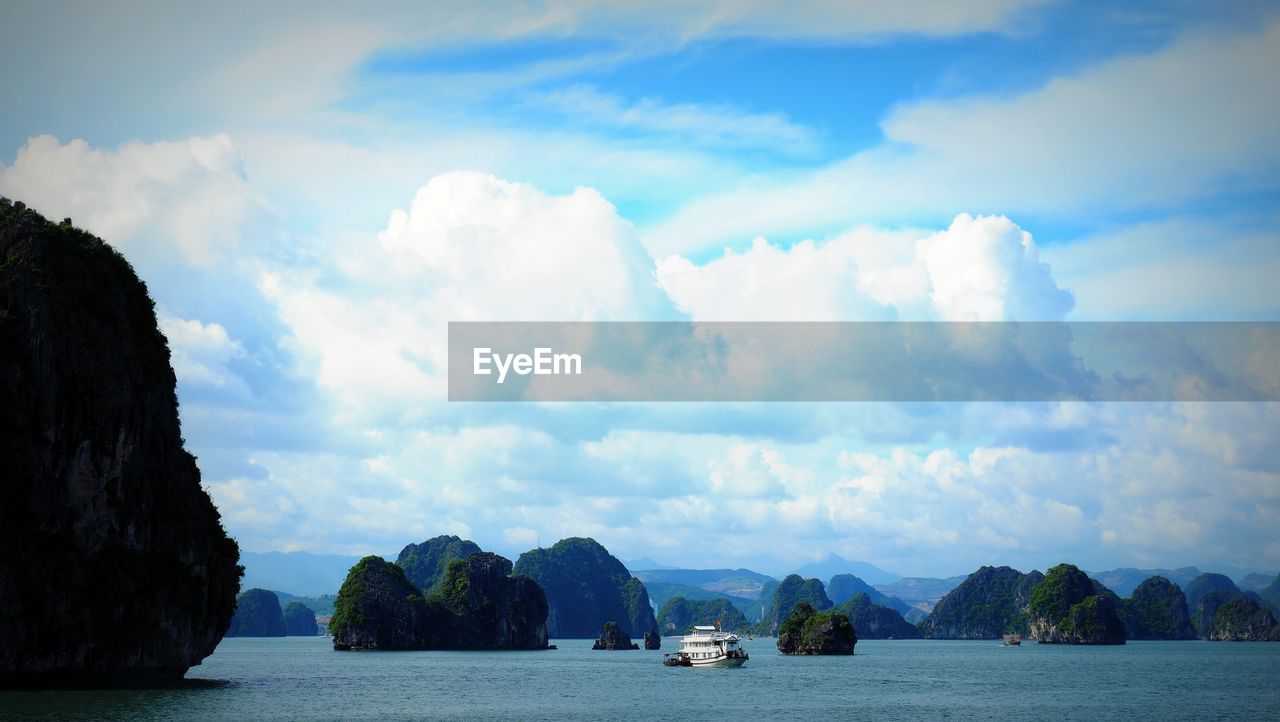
1119 576 1194 640
838 593 920 639
1184 573 1240 612
226 589 286 637
1028 564 1125 645
513 537 657 638
656 597 750 634
282 601 318 636
330 552 548 650
1207 596 1280 641
761 575 832 636
396 535 483 594
776 602 856 655
918 566 1042 639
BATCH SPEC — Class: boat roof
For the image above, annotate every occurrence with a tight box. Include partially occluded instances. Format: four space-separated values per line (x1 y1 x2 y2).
692 626 717 631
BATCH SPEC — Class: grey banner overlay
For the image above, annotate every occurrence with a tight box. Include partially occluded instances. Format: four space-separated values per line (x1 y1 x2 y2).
448 322 1280 402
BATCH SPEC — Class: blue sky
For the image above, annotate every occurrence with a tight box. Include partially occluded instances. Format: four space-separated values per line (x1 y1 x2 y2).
1 1 1278 577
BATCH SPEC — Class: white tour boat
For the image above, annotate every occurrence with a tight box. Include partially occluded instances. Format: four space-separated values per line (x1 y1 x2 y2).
662 625 749 668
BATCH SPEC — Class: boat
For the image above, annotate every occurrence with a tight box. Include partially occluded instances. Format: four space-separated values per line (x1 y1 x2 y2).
664 624 749 668
1002 634 1022 647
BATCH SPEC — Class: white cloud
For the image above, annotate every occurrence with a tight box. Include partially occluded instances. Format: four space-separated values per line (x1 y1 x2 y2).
1042 216 1280 320
157 309 247 389
657 212 1072 321
526 84 816 153
264 171 676 420
0 134 269 267
644 18 1280 256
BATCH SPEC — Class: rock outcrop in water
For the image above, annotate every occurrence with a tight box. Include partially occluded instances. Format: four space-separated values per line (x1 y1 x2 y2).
918 566 1042 639
838 593 920 639
776 602 856 655
762 575 833 636
0 199 241 683
1205 596 1280 641
1119 576 1195 640
643 629 661 650
283 601 319 636
656 597 750 635
330 553 548 650
513 538 657 638
396 535 483 594
225 588 286 637
592 621 639 650
1027 564 1125 645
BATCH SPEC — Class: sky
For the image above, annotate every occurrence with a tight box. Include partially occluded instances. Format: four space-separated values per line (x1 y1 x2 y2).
1 1 1278 578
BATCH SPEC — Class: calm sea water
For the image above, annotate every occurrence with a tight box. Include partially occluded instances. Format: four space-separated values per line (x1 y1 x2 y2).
2 637 1278 720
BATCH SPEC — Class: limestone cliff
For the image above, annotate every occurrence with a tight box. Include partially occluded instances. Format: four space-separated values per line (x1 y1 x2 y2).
330 552 548 650
513 537 656 638
1027 564 1125 645
918 566 1042 639
838 593 920 639
0 199 241 683
225 588 286 637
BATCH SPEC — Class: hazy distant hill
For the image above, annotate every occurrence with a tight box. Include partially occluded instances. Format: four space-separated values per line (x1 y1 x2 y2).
873 576 967 611
793 555 900 586
1087 567 1202 597
630 568 777 600
624 557 676 571
639 581 757 620
241 551 363 596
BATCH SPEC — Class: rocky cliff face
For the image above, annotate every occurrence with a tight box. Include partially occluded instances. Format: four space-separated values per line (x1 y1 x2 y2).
513 537 657 638
918 566 1042 639
396 535 483 594
330 556 439 650
1027 564 1125 645
591 621 639 650
330 552 548 651
225 588 286 637
0 199 241 683
1205 597 1280 641
440 553 548 650
838 593 920 639
1120 576 1195 640
283 601 318 636
776 602 856 655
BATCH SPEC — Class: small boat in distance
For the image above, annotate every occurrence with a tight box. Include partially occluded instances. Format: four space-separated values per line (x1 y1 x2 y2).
663 624 749 668
1002 634 1022 647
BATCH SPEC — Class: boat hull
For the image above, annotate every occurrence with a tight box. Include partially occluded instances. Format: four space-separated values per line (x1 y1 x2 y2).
691 655 747 668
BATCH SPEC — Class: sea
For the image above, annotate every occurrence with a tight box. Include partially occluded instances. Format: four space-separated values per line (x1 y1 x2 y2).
2 637 1278 720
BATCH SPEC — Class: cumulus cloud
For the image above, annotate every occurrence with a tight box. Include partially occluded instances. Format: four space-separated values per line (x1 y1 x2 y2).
157 309 248 390
263 171 676 420
657 212 1072 321
0 134 270 267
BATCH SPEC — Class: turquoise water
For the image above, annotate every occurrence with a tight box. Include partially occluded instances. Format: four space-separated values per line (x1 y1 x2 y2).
2 637 1278 720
